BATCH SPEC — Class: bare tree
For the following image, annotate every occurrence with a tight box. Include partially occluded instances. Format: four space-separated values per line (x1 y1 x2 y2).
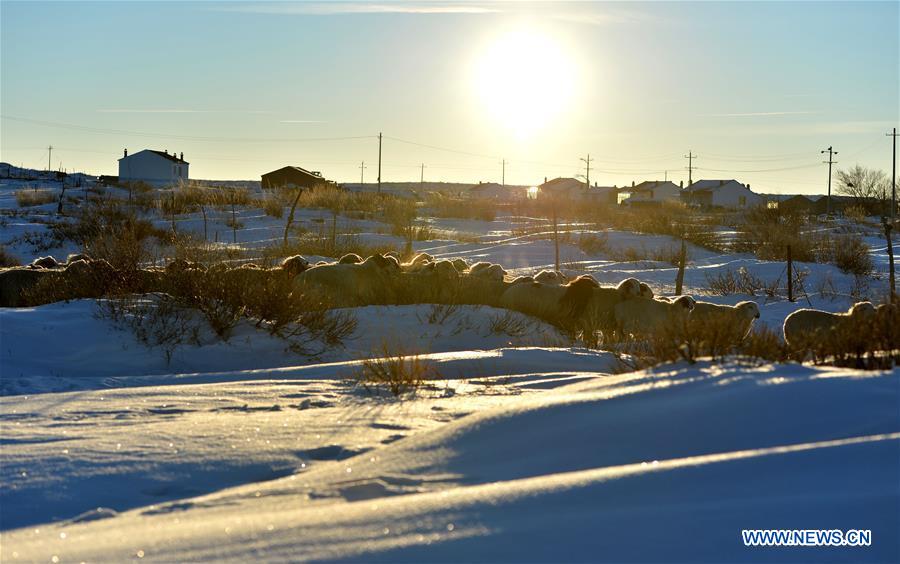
836 165 890 214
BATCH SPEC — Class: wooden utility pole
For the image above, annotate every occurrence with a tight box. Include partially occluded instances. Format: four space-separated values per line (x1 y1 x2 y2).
684 151 697 186
420 163 425 184
47 145 53 172
377 132 382 194
580 154 592 190
787 245 794 302
359 161 366 184
675 236 686 295
821 146 838 216
888 128 898 223
885 219 896 303
500 159 506 186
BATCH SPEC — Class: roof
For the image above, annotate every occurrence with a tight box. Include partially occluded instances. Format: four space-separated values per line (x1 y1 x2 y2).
540 177 585 193
685 179 745 192
631 180 681 193
119 149 189 164
470 182 505 191
263 166 322 178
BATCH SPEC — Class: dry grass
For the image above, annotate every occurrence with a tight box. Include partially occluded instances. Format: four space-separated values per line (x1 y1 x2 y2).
356 345 437 396
0 246 20 267
15 189 56 207
425 193 497 222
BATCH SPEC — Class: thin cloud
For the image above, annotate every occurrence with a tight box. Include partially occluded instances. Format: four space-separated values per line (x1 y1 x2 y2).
97 109 272 114
219 2 498 15
552 9 656 26
702 111 820 118
280 120 327 124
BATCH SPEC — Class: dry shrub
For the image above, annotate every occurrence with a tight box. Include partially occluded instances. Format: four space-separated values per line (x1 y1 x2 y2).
297 184 381 215
425 193 497 221
487 310 536 338
356 345 437 396
260 196 284 219
577 232 608 255
261 233 397 262
159 185 252 216
705 267 765 296
827 233 873 276
15 189 56 207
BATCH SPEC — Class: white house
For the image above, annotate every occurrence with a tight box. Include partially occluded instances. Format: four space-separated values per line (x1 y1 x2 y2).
683 179 763 209
620 180 682 206
118 149 189 185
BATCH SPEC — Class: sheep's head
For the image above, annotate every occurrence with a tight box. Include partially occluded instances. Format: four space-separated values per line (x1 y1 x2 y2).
616 277 641 298
849 301 876 319
338 253 362 265
451 258 469 273
433 260 459 280
638 282 654 299
281 255 310 276
673 295 696 311
737 300 761 320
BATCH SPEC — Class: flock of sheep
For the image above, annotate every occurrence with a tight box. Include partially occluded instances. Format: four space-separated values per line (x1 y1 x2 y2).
0 251 891 352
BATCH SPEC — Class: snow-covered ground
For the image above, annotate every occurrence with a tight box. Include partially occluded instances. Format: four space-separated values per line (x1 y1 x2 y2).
2 168 899 562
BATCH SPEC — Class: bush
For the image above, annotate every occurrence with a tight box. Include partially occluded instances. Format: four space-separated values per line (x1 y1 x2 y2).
577 232 608 255
260 196 284 219
705 267 765 296
829 233 873 276
355 345 437 396
425 194 497 222
15 189 56 207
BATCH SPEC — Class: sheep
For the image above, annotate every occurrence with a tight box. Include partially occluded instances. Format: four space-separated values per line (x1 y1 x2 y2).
534 270 569 285
281 255 310 276
337 253 362 265
403 253 434 271
396 259 461 303
509 275 535 285
450 258 469 273
638 282 654 299
65 253 92 264
294 253 402 307
688 300 760 342
783 301 877 348
0 267 53 306
614 294 696 338
499 275 641 331
469 262 507 281
30 256 59 269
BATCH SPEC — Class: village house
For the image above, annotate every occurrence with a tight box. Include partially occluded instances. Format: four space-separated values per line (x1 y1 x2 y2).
118 149 188 185
620 180 683 206
683 179 763 209
261 166 329 189
467 181 525 201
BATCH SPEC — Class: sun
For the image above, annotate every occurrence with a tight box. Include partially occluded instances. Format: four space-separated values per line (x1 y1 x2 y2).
472 28 578 139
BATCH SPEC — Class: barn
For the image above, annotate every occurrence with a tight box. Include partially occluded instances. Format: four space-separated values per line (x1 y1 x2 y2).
261 166 329 189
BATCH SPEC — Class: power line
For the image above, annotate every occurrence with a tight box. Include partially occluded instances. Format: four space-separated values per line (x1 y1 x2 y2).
1 115 375 144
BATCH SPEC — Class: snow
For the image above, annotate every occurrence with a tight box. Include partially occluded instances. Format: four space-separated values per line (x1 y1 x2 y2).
2 165 899 562
1 357 897 562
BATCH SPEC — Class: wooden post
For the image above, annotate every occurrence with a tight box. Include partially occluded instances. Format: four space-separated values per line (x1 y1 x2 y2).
885 219 896 303
675 237 686 295
231 201 237 244
553 203 560 272
787 244 794 302
200 205 208 241
283 188 303 249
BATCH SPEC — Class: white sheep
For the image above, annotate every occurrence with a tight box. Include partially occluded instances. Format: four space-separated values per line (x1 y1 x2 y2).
614 294 695 338
688 300 760 341
295 253 401 307
469 262 507 281
534 270 568 285
450 258 469 273
281 255 310 276
337 253 362 265
783 301 876 347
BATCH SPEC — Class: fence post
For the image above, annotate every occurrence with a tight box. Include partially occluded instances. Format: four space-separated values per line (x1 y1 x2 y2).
231 201 237 244
787 244 793 302
675 237 686 295
553 204 560 272
170 192 176 233
885 219 896 304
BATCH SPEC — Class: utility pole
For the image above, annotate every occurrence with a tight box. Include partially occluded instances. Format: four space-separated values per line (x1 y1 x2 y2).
359 161 366 184
500 159 506 186
47 145 53 172
377 132 382 194
420 163 425 184
580 154 592 189
684 151 697 186
888 128 898 223
821 146 838 216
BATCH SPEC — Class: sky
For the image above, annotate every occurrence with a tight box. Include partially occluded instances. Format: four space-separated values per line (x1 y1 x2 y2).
1 1 898 194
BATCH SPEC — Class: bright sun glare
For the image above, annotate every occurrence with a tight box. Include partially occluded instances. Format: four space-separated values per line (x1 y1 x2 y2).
473 28 577 139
